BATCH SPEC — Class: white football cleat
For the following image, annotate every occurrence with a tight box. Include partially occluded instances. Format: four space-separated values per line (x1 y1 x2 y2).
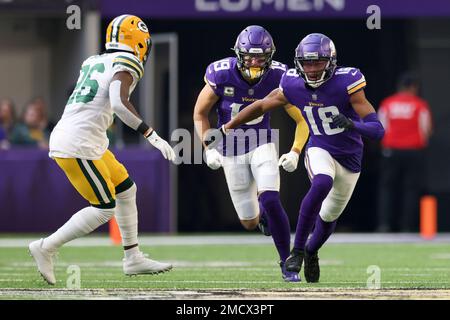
28 239 56 285
123 251 172 276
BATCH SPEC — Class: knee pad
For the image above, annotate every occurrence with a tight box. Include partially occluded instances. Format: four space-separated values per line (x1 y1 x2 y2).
232 190 259 220
228 168 251 191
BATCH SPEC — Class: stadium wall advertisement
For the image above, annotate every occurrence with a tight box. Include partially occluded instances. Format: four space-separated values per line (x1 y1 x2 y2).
0 149 171 233
101 0 450 18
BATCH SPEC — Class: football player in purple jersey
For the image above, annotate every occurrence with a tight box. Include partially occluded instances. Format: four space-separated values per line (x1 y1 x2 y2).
193 26 309 282
220 33 384 282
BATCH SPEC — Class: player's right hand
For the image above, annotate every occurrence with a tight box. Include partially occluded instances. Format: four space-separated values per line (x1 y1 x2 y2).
331 113 354 129
146 131 176 162
278 151 299 172
205 148 223 170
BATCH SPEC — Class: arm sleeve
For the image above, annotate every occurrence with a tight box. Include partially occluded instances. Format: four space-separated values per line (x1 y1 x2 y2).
352 112 385 140
285 105 309 153
109 80 144 131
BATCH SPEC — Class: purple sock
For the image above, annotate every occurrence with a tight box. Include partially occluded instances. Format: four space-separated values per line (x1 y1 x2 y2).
294 174 333 250
306 215 337 253
259 191 291 262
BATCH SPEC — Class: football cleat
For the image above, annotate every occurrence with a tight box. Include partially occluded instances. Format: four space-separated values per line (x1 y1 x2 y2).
285 248 305 273
28 239 56 285
257 213 271 236
304 250 320 283
280 261 301 282
123 251 173 276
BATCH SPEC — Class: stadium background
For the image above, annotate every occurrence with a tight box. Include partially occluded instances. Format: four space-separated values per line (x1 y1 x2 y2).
0 0 449 234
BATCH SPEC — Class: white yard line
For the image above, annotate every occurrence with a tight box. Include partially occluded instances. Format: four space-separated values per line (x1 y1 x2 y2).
1 233 450 248
2 260 343 269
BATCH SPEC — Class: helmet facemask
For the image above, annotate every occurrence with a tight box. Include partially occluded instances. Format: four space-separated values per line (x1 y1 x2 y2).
235 49 274 80
295 57 336 88
140 38 152 66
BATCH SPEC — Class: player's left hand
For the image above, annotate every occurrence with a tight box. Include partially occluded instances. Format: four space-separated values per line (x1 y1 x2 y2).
278 151 299 172
331 113 354 129
146 130 176 161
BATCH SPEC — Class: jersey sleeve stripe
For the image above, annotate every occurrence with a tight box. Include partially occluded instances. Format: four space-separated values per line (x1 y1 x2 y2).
204 75 216 87
113 61 143 79
115 55 143 70
347 81 366 95
114 56 144 76
346 76 366 91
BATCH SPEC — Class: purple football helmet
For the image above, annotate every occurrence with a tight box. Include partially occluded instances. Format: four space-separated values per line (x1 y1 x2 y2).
233 25 276 80
294 33 337 88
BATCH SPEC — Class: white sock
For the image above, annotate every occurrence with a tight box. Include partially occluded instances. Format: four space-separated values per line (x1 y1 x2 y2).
124 246 140 259
42 206 114 252
115 183 139 248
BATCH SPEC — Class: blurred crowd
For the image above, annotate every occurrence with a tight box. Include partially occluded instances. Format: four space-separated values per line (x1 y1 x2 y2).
0 97 121 150
0 97 53 150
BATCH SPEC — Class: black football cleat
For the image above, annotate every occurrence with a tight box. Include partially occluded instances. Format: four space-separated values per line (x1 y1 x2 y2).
257 214 271 236
285 248 304 273
304 250 320 283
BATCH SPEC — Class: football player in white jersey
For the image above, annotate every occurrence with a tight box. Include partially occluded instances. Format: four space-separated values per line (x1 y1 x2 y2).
28 15 175 285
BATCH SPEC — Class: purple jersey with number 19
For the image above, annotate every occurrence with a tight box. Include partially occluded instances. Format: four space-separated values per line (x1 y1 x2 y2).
279 67 367 172
205 57 287 156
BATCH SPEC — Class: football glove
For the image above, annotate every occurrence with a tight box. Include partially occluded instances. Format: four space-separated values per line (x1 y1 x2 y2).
205 148 223 170
278 151 300 172
331 113 354 129
146 130 176 161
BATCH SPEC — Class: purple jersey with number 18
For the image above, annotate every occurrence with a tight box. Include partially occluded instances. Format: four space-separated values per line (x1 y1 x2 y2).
279 66 367 172
205 57 287 156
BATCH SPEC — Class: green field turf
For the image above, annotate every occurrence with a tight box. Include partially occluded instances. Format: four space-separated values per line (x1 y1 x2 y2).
1 241 450 299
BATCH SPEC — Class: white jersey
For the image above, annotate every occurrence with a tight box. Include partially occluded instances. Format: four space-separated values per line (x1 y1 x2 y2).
49 51 144 159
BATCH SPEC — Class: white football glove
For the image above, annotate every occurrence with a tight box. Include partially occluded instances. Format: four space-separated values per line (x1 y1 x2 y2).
278 151 300 172
205 148 223 170
146 131 176 162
